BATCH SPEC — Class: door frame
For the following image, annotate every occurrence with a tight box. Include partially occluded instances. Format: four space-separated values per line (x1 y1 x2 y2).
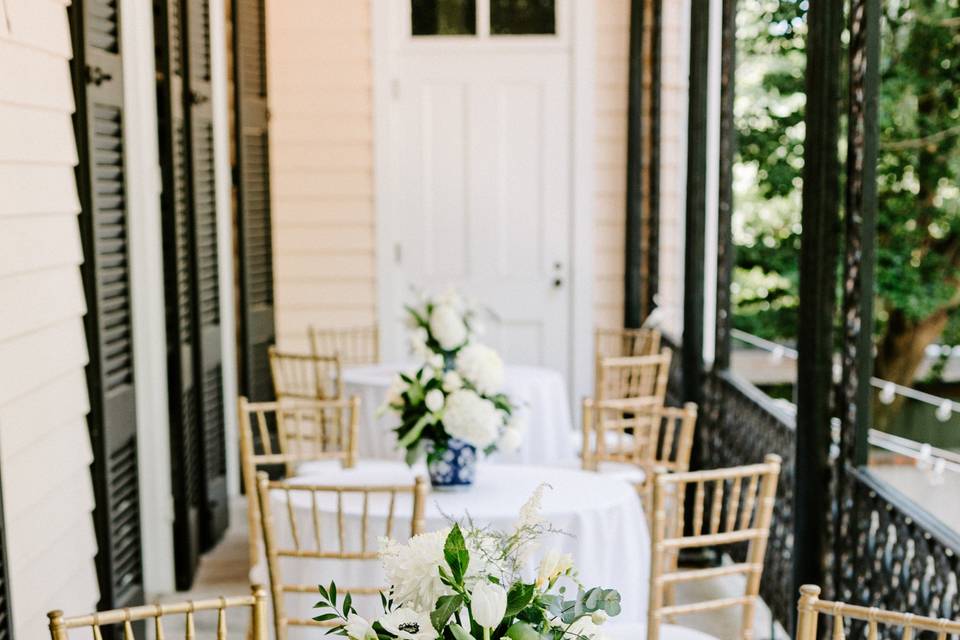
371 0 596 404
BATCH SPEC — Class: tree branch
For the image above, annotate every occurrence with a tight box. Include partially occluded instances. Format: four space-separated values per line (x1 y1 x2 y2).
882 124 960 151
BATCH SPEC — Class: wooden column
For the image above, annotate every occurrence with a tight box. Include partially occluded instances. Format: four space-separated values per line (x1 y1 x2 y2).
682 0 710 405
794 0 843 597
646 0 662 316
835 0 880 598
624 0 646 328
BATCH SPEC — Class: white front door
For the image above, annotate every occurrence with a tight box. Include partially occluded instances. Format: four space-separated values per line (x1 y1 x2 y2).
380 0 573 379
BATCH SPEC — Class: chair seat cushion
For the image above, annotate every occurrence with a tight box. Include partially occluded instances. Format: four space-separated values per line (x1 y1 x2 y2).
605 623 719 640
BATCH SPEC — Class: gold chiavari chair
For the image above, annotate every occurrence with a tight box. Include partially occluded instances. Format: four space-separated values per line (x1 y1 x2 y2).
581 400 697 512
269 347 343 401
648 454 782 640
796 584 960 640
309 325 380 365
595 348 672 408
595 327 662 359
239 396 360 568
256 471 428 640
47 585 267 640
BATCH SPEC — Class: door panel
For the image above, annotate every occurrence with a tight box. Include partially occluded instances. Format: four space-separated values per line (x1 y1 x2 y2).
69 0 146 615
395 52 571 375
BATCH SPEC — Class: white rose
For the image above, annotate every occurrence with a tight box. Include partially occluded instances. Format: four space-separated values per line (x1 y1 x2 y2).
428 353 444 370
345 614 377 640
497 427 522 453
536 549 573 587
442 371 463 392
377 608 438 640
437 288 464 310
471 581 507 629
455 343 504 395
425 389 445 413
409 327 430 359
429 304 468 350
421 366 435 383
442 389 499 449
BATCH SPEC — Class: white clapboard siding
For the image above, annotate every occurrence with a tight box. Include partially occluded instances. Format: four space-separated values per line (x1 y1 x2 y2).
267 0 376 349
0 1 101 638
594 0 631 330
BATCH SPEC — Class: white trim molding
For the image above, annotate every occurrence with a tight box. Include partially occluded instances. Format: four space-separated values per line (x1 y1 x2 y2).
121 0 175 595
210 0 240 500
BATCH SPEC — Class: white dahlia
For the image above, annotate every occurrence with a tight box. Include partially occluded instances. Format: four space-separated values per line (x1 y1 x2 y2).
429 304 468 350
455 343 504 395
379 529 452 611
442 389 499 449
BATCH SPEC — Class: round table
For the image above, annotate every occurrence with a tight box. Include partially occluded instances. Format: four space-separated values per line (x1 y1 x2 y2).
251 461 649 639
344 363 577 465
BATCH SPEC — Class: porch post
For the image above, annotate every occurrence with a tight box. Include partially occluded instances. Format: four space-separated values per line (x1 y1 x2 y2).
794 0 843 597
835 0 880 597
682 0 710 404
646 0 662 316
625 0 647 328
713 0 736 373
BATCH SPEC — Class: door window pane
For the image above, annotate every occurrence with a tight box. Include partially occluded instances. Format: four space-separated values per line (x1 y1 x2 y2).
411 0 477 36
490 0 555 35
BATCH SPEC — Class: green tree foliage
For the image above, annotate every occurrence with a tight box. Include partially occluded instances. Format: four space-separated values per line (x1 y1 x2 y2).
734 0 960 386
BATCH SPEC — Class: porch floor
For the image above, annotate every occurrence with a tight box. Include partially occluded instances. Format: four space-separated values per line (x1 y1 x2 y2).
152 498 788 640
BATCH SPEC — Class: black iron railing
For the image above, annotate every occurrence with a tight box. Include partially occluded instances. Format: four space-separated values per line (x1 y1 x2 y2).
703 370 797 629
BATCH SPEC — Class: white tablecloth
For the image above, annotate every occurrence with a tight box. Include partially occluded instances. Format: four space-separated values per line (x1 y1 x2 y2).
251 461 649 639
344 363 576 465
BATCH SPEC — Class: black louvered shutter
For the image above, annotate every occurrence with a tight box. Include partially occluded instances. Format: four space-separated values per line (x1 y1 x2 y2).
69 0 146 615
155 0 203 588
185 0 229 549
0 459 12 639
234 0 276 404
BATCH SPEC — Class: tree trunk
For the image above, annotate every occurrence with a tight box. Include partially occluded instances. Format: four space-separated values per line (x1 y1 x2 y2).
872 308 949 428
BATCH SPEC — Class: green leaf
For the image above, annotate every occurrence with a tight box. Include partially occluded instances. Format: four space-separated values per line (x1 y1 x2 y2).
505 622 542 640
330 581 338 607
397 413 433 449
313 613 341 622
505 582 536 618
342 592 353 616
443 524 470 584
318 584 329 602
430 594 464 632
449 623 473 640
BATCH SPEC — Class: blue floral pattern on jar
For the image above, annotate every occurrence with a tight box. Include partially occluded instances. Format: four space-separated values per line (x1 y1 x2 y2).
427 438 476 490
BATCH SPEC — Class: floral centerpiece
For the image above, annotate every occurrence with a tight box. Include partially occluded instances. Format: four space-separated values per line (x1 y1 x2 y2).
313 486 621 640
386 290 522 489
405 290 482 364
383 345 525 489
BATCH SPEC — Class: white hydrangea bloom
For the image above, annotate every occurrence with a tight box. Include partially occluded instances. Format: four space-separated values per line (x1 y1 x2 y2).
455 343 504 395
442 389 499 449
429 304 468 350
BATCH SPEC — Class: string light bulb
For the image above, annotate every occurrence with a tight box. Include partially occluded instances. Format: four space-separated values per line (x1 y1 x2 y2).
879 382 896 405
936 400 953 423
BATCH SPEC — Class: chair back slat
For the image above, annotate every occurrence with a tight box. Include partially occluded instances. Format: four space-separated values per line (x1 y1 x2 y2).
310 325 380 365
47 586 267 640
595 349 672 405
269 347 343 401
256 472 428 640
648 455 782 640
581 401 697 513
595 328 662 360
238 396 360 567
796 585 960 640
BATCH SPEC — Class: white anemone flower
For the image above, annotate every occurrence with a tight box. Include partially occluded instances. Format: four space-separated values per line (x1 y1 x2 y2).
429 304 468 350
442 389 499 449
377 608 438 640
455 344 504 395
